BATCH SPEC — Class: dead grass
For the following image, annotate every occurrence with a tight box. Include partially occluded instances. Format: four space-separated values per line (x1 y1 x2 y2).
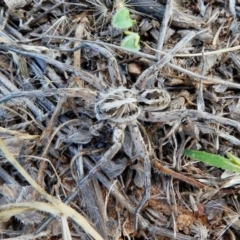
0 0 240 239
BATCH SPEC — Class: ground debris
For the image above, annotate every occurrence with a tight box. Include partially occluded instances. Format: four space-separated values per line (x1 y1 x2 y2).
0 0 240 239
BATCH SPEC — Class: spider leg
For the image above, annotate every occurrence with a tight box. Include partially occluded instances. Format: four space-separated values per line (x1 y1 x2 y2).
133 32 196 90
139 109 240 131
77 123 126 188
128 122 151 230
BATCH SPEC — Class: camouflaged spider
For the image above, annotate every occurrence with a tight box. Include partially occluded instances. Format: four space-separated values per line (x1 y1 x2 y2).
0 42 171 229
72 43 170 229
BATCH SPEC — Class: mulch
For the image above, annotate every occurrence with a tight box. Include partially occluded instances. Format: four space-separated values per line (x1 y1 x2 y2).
0 0 240 239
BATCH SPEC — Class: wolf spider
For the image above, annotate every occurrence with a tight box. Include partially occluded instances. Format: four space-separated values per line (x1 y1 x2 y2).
76 43 171 228
0 42 172 229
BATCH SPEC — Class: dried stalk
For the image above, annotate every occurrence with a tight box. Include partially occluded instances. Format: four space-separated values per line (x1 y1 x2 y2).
0 136 103 240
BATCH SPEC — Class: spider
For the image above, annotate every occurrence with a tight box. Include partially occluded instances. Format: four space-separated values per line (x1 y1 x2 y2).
1 31 211 230
73 43 171 229
2 34 240 232
0 41 171 229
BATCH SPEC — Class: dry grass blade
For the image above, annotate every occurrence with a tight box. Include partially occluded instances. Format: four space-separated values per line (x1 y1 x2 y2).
134 31 196 89
0 44 108 91
153 159 207 189
27 34 240 90
1 0 240 239
0 137 103 240
155 0 172 58
0 127 39 140
0 202 62 220
0 88 97 104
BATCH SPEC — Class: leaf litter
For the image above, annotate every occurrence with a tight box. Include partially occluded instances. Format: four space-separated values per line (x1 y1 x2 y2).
0 0 240 239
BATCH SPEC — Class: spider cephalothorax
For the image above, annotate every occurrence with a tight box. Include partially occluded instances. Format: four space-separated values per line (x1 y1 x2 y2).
95 88 140 122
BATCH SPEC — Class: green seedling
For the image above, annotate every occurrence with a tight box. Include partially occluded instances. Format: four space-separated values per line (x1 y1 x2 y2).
112 7 136 29
184 150 240 173
226 152 240 166
121 31 140 51
111 6 141 51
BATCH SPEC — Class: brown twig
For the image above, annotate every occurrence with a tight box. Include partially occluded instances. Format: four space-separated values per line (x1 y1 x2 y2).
153 159 208 189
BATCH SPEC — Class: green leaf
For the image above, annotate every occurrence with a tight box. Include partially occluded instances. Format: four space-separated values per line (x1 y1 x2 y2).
121 32 140 51
184 150 240 173
226 152 240 166
112 7 136 29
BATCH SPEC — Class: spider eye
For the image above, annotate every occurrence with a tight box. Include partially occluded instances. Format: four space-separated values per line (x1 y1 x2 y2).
138 89 171 111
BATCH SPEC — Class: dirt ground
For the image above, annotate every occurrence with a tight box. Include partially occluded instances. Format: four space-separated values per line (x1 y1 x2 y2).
0 0 240 239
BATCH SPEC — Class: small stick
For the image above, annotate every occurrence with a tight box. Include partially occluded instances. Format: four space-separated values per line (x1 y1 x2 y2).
0 88 97 104
0 44 108 91
197 47 206 111
156 0 172 59
28 2 63 27
30 33 240 58
37 97 67 186
153 159 208 189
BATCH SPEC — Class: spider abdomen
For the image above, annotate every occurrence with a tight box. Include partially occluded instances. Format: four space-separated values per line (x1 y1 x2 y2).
138 89 171 111
95 88 141 123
